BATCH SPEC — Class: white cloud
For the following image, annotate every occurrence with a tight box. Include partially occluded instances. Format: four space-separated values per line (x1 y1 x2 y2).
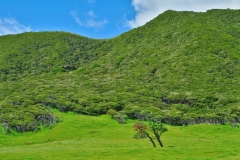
85 19 108 28
88 11 96 17
127 0 240 28
71 11 108 29
70 11 83 26
0 18 31 35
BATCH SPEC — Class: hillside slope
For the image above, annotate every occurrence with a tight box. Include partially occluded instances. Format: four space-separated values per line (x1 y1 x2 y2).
0 9 240 132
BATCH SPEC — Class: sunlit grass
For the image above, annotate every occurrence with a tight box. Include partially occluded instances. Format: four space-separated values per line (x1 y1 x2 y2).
0 110 239 160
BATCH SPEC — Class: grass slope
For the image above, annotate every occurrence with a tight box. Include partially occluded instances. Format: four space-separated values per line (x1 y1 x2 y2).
0 9 240 131
0 110 240 160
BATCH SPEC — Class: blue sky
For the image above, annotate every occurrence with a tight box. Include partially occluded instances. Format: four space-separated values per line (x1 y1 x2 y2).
0 0 240 39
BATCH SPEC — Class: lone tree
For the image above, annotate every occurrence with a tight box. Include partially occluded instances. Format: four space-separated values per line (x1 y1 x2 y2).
133 122 156 147
149 122 168 147
133 121 168 147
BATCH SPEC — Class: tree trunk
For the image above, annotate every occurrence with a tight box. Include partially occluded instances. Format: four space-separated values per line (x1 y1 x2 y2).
157 137 164 147
146 133 156 147
154 132 164 147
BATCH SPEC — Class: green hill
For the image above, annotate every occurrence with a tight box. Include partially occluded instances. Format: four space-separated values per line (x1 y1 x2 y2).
1 9 240 132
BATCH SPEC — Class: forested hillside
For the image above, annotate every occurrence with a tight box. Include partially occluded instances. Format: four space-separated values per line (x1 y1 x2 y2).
1 9 240 132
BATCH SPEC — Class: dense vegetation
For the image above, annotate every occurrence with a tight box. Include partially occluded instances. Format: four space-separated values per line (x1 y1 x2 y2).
1 9 240 132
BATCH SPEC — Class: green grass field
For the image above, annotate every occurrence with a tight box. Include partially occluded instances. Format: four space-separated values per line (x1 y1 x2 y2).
0 109 240 160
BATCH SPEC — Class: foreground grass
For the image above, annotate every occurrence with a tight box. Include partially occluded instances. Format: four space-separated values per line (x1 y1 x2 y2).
0 110 240 160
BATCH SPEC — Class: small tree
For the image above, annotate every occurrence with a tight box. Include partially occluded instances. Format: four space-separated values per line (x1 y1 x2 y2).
149 122 168 147
134 112 168 147
133 122 156 147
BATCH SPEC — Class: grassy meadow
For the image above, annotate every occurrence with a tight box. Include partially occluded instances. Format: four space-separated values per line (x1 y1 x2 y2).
0 109 240 160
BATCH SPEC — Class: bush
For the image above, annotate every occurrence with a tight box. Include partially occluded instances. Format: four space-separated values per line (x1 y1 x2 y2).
107 109 118 118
